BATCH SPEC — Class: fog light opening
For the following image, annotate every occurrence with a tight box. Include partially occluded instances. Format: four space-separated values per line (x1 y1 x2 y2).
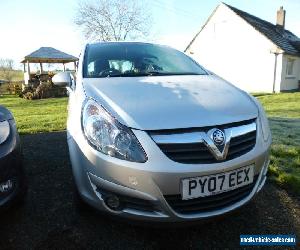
105 195 121 210
0 179 14 193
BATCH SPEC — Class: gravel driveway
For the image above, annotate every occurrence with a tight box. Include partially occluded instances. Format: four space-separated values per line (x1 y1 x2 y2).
0 131 299 249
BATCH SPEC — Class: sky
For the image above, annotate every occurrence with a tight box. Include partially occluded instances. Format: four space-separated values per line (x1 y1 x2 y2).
0 0 300 69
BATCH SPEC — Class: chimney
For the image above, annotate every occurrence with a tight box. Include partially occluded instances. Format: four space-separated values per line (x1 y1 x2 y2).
276 6 286 28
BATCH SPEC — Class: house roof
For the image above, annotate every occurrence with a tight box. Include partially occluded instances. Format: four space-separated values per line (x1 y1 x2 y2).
224 3 300 56
185 3 300 56
21 47 78 63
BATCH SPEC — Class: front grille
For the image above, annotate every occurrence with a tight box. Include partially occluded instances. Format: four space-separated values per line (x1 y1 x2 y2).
164 176 258 214
158 142 212 164
227 131 256 160
151 119 256 164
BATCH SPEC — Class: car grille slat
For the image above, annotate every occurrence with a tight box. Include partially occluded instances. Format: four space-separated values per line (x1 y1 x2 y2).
228 141 256 155
159 143 207 153
164 176 258 214
167 151 215 161
230 131 256 146
150 119 257 164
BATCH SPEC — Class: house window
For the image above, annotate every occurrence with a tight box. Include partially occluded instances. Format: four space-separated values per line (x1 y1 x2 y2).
286 58 295 76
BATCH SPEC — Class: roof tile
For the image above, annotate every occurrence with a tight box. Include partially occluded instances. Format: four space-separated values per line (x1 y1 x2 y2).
22 47 78 63
225 3 300 55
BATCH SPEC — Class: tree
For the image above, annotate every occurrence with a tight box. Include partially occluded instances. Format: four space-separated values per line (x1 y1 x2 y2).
74 0 152 42
0 58 15 94
0 58 14 83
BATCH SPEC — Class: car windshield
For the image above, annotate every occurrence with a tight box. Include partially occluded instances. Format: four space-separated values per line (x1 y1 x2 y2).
83 42 207 78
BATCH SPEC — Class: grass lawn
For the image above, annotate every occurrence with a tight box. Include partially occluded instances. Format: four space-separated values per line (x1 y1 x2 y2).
0 92 299 194
254 92 300 194
0 94 68 134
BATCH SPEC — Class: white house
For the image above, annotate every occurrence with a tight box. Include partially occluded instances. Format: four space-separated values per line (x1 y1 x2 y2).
185 3 300 93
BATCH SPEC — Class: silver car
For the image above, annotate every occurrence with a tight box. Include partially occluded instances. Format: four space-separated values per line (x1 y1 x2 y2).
53 42 271 222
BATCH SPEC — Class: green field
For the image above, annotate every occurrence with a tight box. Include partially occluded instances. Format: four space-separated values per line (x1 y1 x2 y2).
254 93 300 194
0 95 68 134
0 92 299 194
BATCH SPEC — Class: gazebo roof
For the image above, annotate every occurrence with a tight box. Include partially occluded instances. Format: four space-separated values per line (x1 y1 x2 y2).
21 47 78 63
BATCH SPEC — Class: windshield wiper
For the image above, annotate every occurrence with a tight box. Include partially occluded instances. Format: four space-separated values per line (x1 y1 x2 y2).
144 71 207 76
169 72 206 75
143 71 168 76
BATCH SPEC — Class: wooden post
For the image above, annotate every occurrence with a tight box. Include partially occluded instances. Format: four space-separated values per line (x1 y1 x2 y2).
23 60 31 87
40 63 43 74
74 62 77 72
272 53 278 93
22 63 27 90
27 61 30 74
63 63 66 72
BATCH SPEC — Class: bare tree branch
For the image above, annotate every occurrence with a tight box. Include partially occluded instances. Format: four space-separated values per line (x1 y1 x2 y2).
0 58 14 83
74 0 152 42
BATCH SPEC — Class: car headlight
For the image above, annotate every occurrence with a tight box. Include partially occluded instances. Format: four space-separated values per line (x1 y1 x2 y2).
249 96 271 142
0 120 10 145
82 99 147 162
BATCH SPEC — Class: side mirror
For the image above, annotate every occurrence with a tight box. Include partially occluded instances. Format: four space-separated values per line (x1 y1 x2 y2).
52 72 72 87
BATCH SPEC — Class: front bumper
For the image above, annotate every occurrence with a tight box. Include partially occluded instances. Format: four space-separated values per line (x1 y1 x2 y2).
0 119 23 208
68 123 271 222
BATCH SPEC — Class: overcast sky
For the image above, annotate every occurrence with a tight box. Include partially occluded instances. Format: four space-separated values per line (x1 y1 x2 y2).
1 0 300 68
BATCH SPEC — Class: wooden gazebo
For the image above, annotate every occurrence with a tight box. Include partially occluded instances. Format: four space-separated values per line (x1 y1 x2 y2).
21 47 78 87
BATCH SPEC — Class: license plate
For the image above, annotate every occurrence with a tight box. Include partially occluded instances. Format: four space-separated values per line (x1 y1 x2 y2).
181 165 254 200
